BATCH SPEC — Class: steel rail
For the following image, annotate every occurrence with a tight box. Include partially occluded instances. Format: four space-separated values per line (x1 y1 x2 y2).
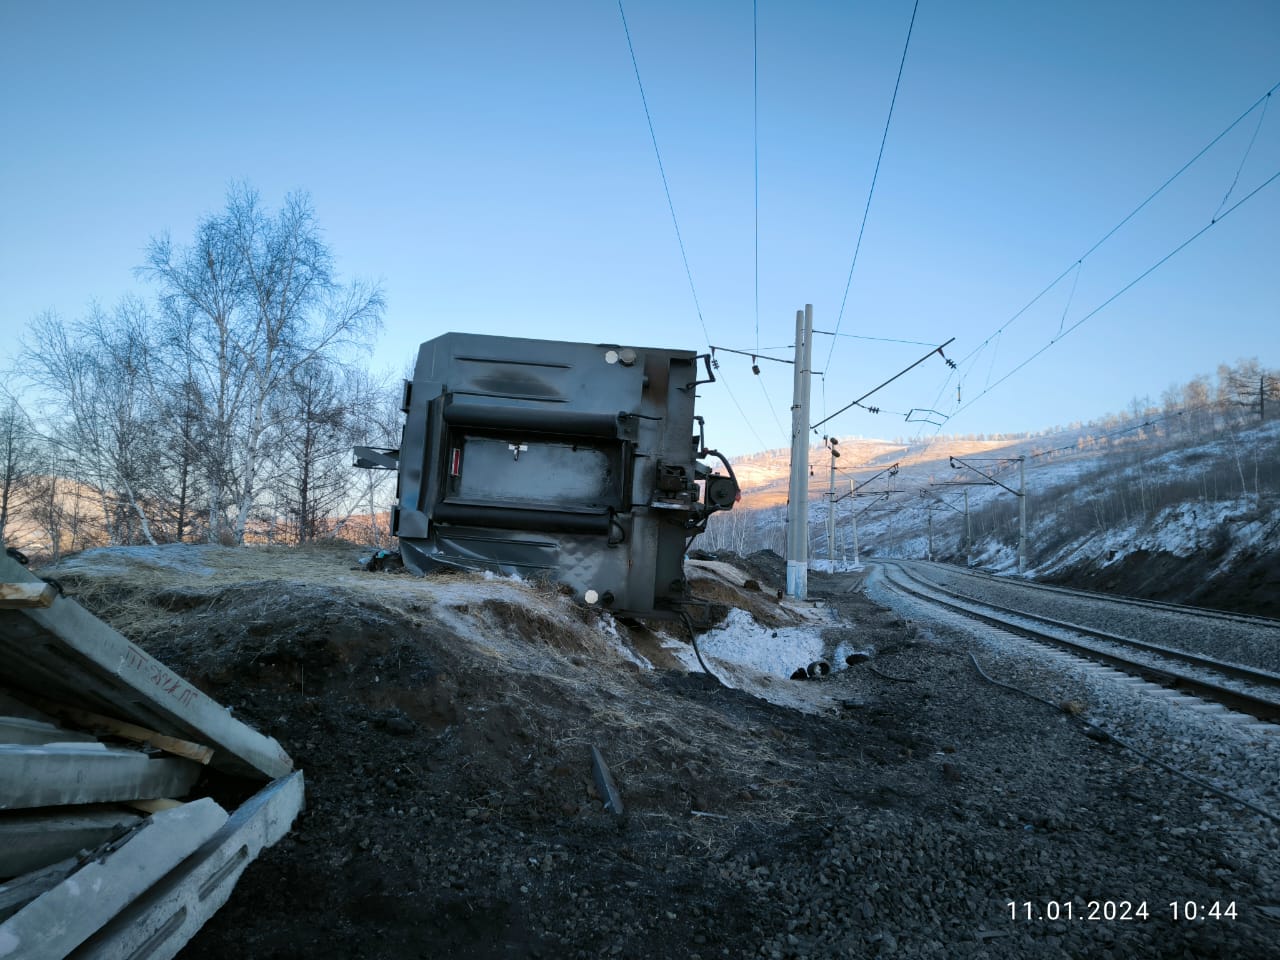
884 562 1280 686
878 565 1280 724
898 559 1280 630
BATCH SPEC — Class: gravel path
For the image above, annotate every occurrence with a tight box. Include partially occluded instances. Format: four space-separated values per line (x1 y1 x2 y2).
861 562 1280 957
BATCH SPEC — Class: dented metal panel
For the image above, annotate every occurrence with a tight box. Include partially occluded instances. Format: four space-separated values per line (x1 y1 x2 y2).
360 333 738 618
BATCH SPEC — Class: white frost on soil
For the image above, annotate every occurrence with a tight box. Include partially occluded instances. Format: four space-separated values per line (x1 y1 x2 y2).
1037 495 1271 579
598 614 654 670
52 543 219 577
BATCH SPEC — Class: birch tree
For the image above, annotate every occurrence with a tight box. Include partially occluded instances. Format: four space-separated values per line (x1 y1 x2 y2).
0 395 39 545
344 366 402 546
143 184 384 543
21 304 163 545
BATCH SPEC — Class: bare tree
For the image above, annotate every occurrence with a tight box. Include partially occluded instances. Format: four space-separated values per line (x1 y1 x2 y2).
343 367 402 546
20 305 163 545
1215 358 1280 423
24 448 94 563
271 359 350 542
144 197 254 543
0 394 39 545
1182 376 1214 438
155 372 207 543
143 184 384 544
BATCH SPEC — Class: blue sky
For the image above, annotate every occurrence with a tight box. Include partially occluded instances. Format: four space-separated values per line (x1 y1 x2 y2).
2 1 1277 457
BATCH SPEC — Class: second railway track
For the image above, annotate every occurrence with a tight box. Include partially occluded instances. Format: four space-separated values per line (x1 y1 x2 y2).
875 560 1280 725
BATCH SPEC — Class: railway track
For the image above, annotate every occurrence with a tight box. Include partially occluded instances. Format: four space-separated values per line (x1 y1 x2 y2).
905 559 1280 631
874 560 1280 725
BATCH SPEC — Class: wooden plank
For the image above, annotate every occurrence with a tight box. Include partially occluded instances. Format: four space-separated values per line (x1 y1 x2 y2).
0 581 56 609
32 698 215 765
125 798 184 814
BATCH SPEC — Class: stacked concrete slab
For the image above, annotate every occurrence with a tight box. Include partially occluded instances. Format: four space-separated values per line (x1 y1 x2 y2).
0 549 304 959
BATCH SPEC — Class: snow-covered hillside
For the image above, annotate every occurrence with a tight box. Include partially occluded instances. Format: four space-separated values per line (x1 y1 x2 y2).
706 413 1280 616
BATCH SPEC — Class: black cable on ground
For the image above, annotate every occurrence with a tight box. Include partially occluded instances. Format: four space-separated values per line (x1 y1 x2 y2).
868 664 914 683
967 652 1280 824
680 610 729 689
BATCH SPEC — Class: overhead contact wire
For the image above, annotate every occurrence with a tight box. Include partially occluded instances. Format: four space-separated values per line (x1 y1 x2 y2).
1214 90 1271 219
753 0 760 355
617 0 710 347
617 0 769 453
949 165 1280 421
956 78 1280 369
826 0 921 374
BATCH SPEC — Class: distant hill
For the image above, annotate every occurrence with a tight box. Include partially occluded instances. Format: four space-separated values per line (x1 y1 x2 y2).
711 414 1280 617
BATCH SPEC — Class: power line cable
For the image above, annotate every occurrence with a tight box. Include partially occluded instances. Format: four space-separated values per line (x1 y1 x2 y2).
945 164 1280 422
709 346 800 447
753 0 760 355
1214 90 1272 219
756 368 789 446
812 337 955 432
825 0 921 374
983 331 1001 390
1057 261 1082 337
821 371 828 433
1024 398 1236 461
616 0 770 455
955 78 1280 370
815 330 937 346
617 0 710 347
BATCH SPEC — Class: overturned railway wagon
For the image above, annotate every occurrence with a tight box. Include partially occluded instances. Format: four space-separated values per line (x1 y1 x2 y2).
357 333 738 619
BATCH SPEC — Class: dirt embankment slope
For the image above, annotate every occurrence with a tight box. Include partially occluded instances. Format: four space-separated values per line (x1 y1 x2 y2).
37 542 1277 960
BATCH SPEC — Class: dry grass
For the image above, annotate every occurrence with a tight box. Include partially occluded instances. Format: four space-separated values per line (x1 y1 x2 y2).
42 540 851 828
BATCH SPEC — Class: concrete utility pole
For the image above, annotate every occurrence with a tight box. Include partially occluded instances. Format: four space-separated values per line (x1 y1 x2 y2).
1018 455 1027 576
964 488 972 566
836 462 896 572
926 503 934 561
826 437 839 572
947 454 1028 575
850 494 861 569
785 304 813 599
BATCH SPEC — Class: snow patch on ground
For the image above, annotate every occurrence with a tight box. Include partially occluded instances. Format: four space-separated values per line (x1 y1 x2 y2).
1036 495 1272 577
811 559 867 574
972 540 1018 574
598 614 653 670
742 416 1280 591
659 606 842 713
666 608 827 680
480 568 525 583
